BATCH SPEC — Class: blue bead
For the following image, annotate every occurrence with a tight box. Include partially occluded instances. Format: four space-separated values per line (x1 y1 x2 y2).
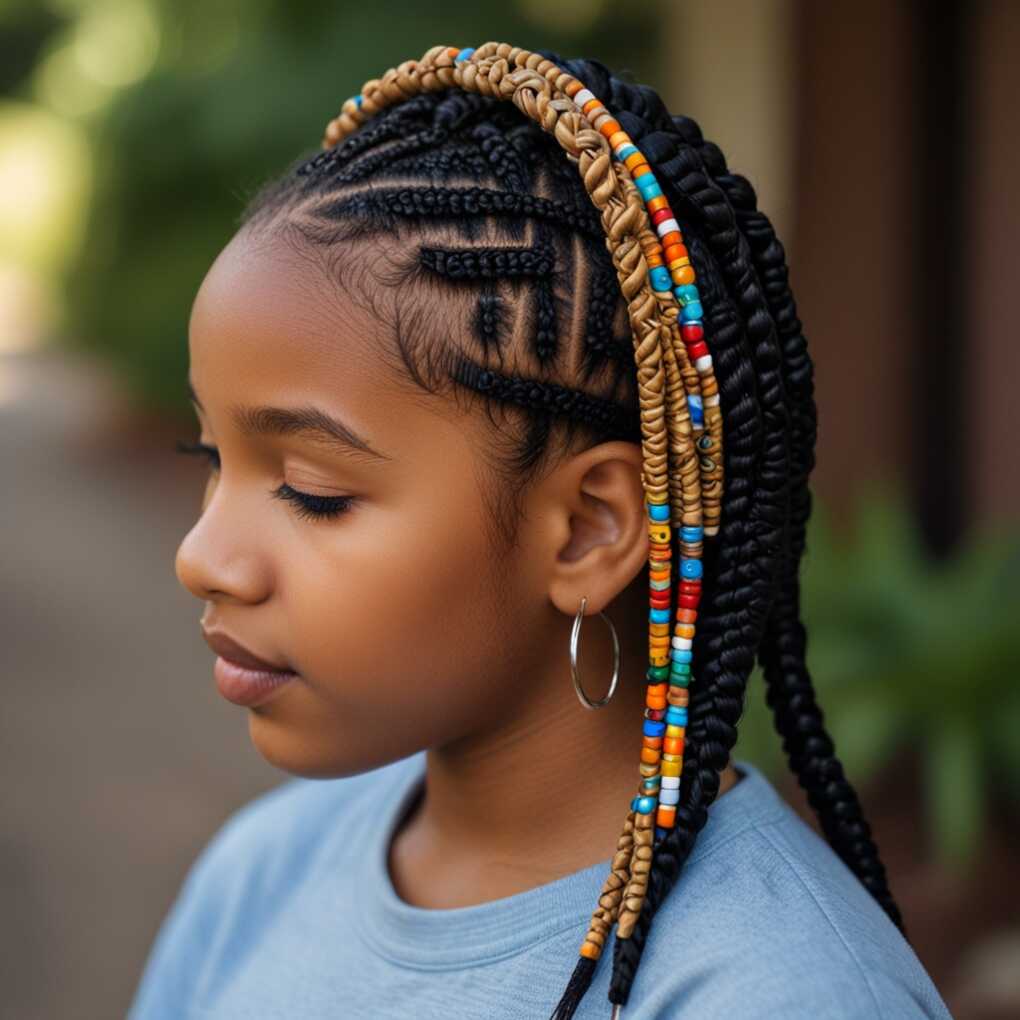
650 608 671 623
637 176 662 200
681 558 703 579
675 284 699 305
666 707 688 726
671 649 693 664
636 796 657 815
616 143 639 161
681 525 703 541
649 266 672 291
690 407 704 426
688 395 703 411
655 825 670 840
643 719 666 738
642 777 661 792
455 47 475 62
648 502 670 521
354 94 363 108
680 302 704 322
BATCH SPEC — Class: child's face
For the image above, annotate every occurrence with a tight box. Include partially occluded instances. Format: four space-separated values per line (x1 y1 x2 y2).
175 225 551 777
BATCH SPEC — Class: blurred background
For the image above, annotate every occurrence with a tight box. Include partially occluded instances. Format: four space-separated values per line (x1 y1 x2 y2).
1 0 1018 1017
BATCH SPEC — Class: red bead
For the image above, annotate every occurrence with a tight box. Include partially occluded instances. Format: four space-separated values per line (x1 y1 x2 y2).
679 580 701 593
651 208 672 226
678 593 700 609
681 323 704 343
686 340 709 359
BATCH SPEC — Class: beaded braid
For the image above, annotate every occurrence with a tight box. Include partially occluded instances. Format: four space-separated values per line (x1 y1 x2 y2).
319 42 726 1014
555 65 908 1008
612 91 906 931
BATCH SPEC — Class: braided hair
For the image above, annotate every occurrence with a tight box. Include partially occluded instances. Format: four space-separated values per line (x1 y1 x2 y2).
235 44 905 1018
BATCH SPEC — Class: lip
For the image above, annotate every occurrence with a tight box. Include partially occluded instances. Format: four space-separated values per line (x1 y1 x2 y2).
201 628 298 708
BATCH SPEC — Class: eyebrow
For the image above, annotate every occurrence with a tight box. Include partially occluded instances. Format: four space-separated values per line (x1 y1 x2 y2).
188 380 391 463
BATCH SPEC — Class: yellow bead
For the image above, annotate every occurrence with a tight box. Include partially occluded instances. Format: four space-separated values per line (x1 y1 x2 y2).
648 523 670 544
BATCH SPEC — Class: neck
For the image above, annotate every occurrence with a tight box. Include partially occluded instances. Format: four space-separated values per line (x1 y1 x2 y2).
388 589 742 909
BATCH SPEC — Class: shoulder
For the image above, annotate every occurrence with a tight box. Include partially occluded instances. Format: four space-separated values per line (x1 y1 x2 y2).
127 752 423 1019
634 761 953 1019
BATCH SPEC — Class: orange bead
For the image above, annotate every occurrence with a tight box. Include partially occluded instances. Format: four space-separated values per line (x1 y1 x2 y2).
598 118 621 138
565 80 582 98
645 253 663 269
582 98 601 116
661 230 682 248
624 152 646 172
640 747 660 765
674 624 695 638
664 736 684 755
609 131 629 149
642 735 663 750
656 805 676 826
647 682 668 697
673 265 696 286
646 698 667 712
647 195 669 213
660 759 681 777
677 609 697 623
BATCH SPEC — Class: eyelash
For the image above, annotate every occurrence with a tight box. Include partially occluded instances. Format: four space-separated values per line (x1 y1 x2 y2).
174 439 356 521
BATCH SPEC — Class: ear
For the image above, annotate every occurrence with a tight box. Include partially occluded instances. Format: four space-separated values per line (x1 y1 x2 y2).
534 440 649 618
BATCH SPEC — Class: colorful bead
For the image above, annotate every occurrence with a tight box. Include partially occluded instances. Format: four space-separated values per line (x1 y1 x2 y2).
681 558 703 579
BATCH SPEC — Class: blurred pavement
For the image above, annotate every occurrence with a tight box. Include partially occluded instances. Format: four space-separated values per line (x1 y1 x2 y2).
0 346 280 1020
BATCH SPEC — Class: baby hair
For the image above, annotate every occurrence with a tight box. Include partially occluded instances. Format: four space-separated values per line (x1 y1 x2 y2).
234 42 904 1019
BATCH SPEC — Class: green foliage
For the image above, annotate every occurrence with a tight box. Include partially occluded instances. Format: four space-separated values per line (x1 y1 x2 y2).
42 0 657 415
735 481 1020 871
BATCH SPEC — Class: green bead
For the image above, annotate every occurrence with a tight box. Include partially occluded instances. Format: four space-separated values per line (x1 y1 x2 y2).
647 665 670 681
671 663 691 675
669 675 690 687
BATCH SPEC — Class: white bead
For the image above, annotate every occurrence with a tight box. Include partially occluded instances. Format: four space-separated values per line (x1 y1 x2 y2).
658 787 680 806
704 393 720 407
660 775 680 790
655 217 680 238
695 354 713 373
575 88 595 106
671 636 693 650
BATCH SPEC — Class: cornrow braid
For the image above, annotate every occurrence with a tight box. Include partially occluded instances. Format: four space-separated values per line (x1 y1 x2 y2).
233 39 905 1020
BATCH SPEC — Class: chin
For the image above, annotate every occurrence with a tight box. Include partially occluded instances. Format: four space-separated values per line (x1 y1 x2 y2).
246 710 393 779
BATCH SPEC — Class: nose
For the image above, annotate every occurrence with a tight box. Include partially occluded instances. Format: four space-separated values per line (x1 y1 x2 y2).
175 479 273 605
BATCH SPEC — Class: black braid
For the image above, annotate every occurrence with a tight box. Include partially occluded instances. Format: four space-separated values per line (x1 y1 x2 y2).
234 59 903 1018
665 102 904 931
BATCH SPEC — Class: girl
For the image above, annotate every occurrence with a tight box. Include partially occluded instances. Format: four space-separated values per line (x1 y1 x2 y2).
130 43 953 1019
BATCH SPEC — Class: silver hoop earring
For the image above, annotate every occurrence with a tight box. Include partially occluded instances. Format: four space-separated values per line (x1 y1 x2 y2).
570 595 621 710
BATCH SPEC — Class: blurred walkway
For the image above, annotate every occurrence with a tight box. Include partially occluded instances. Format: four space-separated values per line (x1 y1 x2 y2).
0 347 279 1020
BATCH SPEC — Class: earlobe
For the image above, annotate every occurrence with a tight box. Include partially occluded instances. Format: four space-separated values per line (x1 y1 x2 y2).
547 442 648 617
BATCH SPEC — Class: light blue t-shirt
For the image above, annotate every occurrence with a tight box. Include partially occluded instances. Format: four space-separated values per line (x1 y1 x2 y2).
128 753 953 1019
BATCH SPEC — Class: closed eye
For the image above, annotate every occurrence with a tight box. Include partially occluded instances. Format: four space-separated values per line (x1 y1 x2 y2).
174 439 356 521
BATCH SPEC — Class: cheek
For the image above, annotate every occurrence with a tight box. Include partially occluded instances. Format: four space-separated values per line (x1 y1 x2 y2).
279 496 508 731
